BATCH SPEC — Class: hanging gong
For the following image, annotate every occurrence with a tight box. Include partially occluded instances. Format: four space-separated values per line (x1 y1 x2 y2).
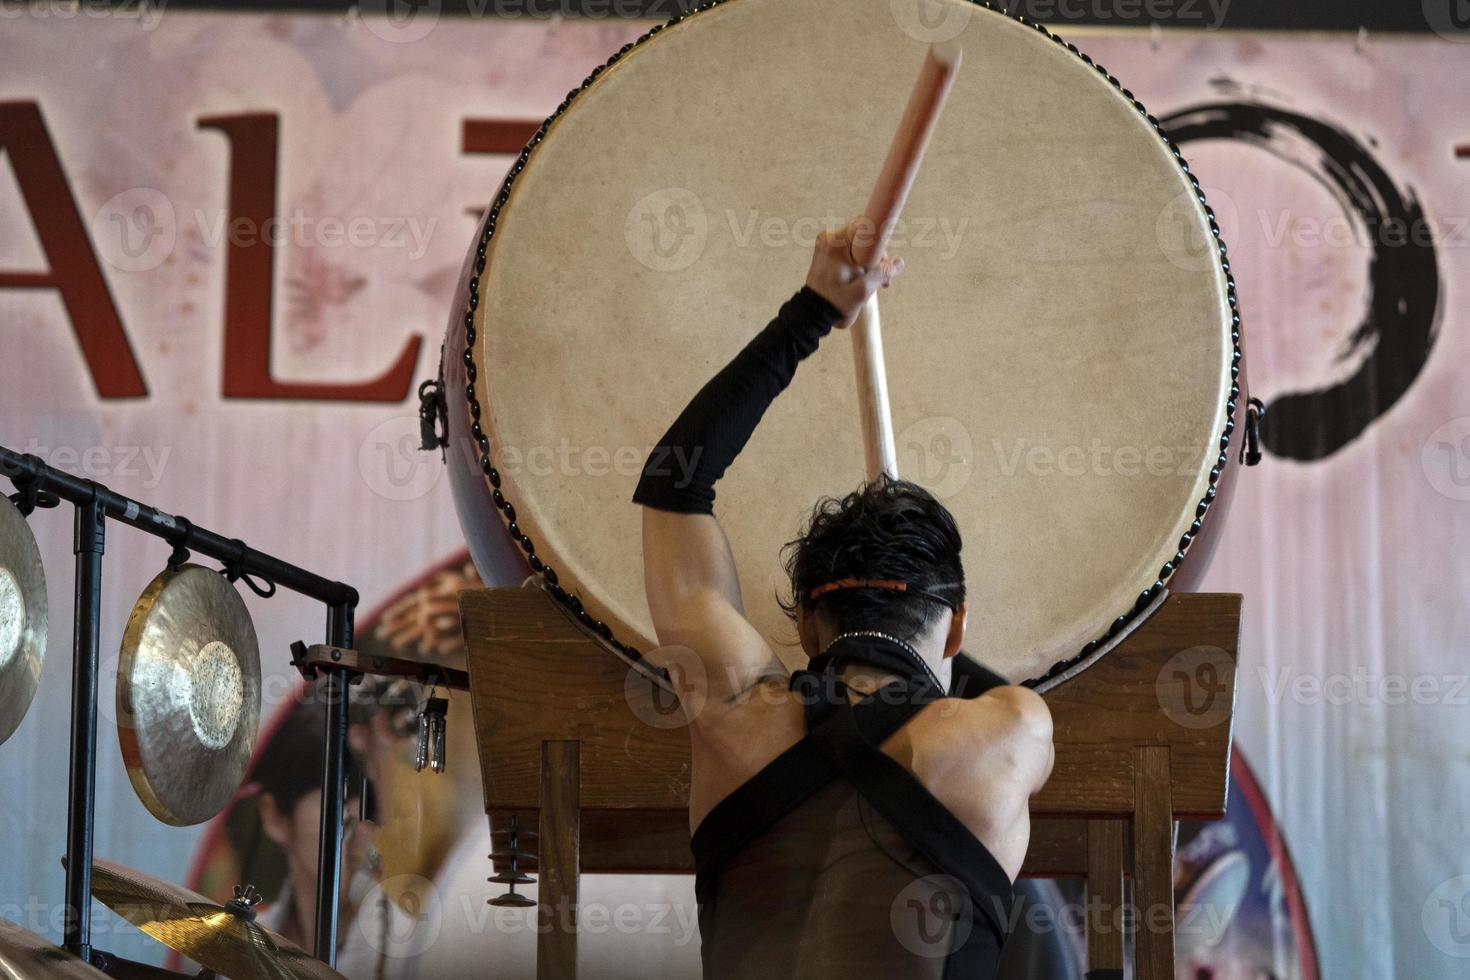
0 494 47 747
117 563 261 826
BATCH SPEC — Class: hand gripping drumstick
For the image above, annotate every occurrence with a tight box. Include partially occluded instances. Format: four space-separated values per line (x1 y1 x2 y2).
849 41 962 480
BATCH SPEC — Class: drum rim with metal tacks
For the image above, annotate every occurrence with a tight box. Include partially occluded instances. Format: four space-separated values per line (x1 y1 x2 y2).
442 0 1245 688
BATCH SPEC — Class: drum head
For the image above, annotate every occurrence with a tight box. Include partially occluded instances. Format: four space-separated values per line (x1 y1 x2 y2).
461 0 1236 683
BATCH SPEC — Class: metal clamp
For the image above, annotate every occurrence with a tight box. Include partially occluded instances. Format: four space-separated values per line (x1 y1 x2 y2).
1242 397 1267 466
418 376 448 459
289 642 470 691
5 455 60 515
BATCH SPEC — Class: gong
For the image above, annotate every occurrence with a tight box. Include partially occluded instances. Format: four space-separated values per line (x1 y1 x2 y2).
0 494 47 747
117 564 261 826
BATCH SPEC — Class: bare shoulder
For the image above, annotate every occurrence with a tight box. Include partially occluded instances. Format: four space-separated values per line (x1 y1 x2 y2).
905 685 1054 798
898 686 1055 879
965 685 1053 743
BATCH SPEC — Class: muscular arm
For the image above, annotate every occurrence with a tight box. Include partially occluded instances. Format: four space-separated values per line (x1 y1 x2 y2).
641 511 785 704
636 227 901 706
636 288 842 704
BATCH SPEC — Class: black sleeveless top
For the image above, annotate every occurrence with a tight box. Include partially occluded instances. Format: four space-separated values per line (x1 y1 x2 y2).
691 635 1016 978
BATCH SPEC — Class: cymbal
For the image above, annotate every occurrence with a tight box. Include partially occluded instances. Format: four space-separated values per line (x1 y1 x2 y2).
0 917 107 978
0 495 47 747
118 563 260 826
87 857 345 980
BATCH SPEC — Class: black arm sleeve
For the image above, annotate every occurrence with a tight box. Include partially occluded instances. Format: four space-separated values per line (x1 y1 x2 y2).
632 287 843 514
948 651 1010 699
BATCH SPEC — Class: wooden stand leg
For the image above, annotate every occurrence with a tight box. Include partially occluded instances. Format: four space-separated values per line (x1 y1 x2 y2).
1132 746 1175 980
537 740 581 980
1085 818 1126 980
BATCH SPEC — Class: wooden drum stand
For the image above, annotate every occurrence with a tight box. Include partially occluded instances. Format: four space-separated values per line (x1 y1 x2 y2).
458 585 1240 980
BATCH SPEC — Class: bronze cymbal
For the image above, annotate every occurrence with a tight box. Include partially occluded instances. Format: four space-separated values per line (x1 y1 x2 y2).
118 564 261 826
87 858 346 980
0 495 47 747
0 917 108 978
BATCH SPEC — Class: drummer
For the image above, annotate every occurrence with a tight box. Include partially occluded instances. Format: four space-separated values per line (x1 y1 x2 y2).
634 222 1054 976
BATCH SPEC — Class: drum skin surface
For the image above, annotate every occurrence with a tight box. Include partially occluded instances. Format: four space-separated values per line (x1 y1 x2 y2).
445 0 1242 684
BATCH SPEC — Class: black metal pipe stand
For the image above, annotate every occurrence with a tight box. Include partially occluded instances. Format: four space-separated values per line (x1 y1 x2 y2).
1 445 359 970
312 602 355 966
64 493 104 960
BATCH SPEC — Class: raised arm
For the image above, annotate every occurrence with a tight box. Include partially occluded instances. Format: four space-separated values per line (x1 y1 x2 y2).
635 226 902 705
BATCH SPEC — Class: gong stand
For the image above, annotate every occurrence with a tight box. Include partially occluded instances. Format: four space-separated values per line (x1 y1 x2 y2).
0 446 359 971
458 585 1240 980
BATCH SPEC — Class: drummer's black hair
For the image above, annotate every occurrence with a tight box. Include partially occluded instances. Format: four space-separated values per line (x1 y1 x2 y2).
781 475 965 643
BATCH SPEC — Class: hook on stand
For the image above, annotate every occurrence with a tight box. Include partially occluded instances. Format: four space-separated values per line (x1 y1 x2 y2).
6 458 60 517
221 538 277 598
165 517 195 569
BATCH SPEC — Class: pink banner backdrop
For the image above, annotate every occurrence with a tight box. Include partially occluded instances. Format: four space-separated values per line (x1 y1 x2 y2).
2 7 1467 979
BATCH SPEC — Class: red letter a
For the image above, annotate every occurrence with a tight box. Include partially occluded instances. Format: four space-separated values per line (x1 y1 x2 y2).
0 101 147 398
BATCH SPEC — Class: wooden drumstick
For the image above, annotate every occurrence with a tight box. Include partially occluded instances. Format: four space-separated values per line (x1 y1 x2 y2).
849 41 962 480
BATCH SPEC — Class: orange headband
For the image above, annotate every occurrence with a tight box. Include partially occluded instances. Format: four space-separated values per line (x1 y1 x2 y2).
808 578 912 601
807 577 958 611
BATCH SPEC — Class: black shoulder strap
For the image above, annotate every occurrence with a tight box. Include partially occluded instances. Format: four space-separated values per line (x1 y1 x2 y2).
691 680 929 900
804 693 1016 945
